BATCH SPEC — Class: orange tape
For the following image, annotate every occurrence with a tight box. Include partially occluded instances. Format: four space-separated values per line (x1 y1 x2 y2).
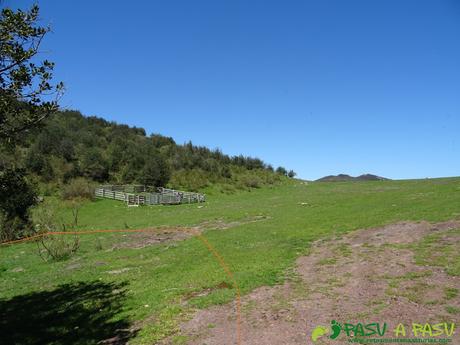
0 228 242 345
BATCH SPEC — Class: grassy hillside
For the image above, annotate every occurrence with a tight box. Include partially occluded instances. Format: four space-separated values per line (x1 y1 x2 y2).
0 109 291 193
1 177 459 343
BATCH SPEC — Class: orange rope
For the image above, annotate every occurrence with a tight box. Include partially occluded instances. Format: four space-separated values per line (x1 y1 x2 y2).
0 227 242 345
193 233 242 345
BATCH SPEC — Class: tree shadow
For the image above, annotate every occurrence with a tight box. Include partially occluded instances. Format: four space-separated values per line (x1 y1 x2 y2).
0 280 138 345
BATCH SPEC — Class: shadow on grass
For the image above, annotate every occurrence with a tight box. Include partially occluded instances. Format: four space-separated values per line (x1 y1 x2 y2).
0 280 138 345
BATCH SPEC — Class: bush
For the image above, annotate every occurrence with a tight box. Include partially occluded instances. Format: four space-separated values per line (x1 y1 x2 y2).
169 169 210 191
34 204 80 261
230 167 281 191
38 234 80 261
0 215 30 243
61 178 94 200
276 166 288 176
219 183 237 194
39 182 60 197
240 174 262 188
288 170 296 178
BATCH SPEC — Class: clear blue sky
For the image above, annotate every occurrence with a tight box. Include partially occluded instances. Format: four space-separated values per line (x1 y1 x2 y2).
9 0 460 180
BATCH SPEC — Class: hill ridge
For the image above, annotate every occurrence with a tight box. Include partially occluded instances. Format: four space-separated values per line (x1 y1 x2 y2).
316 173 389 182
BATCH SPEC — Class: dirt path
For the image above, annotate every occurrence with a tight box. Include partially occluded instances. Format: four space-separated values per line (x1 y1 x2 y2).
173 220 460 344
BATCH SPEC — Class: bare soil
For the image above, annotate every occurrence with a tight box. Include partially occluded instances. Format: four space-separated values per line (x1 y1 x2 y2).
112 228 194 249
112 216 271 250
173 220 460 345
197 215 271 231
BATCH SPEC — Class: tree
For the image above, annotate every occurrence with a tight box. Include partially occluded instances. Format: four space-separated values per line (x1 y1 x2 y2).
25 144 54 180
150 134 175 148
81 148 109 182
140 155 171 187
276 166 288 176
287 170 296 178
0 5 62 240
0 5 63 144
0 168 37 241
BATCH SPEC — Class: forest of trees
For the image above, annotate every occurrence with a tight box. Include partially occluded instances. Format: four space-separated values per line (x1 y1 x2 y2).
1 109 295 193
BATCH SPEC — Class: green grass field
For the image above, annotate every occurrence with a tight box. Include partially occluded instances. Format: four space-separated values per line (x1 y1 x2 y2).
1 177 460 344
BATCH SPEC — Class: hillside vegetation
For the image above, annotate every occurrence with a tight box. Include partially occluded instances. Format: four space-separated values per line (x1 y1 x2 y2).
0 110 293 193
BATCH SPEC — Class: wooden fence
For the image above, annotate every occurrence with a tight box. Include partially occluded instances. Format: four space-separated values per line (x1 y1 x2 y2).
94 185 205 206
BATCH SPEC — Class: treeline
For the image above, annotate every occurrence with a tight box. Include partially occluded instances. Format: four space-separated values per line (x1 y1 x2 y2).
2 110 295 192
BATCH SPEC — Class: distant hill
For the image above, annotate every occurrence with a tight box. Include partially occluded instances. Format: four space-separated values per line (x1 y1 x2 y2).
356 174 389 181
316 174 389 182
316 174 355 182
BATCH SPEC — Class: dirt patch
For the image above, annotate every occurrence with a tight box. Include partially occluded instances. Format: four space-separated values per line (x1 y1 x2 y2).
173 220 460 344
198 215 271 231
112 228 194 249
182 282 233 305
112 216 270 250
347 220 460 245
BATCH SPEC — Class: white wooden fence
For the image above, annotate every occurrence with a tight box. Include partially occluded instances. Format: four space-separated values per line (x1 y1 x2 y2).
94 185 205 206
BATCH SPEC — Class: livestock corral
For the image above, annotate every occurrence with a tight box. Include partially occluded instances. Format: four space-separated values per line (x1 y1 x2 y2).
94 185 205 206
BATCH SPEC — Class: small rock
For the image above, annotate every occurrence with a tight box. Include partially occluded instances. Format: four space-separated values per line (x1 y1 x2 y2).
66 263 82 270
11 267 24 272
107 267 131 274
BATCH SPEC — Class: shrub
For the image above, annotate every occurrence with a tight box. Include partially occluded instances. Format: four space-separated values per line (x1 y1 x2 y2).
39 182 60 197
276 166 288 176
0 215 30 243
219 184 237 194
95 238 103 251
61 178 94 200
169 169 210 191
240 174 262 188
37 234 80 261
34 205 80 261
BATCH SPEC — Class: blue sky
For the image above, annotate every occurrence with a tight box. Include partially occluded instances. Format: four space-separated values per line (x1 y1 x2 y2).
9 0 460 180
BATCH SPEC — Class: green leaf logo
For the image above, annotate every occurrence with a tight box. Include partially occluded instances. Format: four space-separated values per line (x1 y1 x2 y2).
311 325 329 342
